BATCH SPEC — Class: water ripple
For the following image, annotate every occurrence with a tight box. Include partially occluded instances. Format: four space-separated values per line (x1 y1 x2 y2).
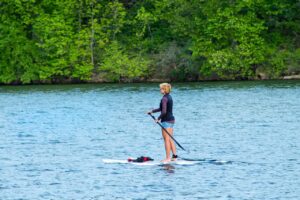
0 80 299 199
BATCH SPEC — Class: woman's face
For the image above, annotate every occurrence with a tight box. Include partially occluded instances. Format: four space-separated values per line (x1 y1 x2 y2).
160 87 165 94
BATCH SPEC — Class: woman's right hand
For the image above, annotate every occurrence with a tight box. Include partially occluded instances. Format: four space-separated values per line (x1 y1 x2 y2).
146 110 152 114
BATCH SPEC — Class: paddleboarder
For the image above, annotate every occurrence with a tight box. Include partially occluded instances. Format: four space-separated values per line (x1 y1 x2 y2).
147 83 177 162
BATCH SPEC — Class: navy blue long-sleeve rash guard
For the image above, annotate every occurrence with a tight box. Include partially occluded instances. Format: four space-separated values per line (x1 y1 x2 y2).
152 93 175 123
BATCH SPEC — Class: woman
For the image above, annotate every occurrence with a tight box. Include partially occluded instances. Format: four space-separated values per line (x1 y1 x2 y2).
147 83 177 162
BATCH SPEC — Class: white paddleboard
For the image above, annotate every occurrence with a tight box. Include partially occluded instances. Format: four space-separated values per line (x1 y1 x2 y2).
102 158 231 166
102 159 201 165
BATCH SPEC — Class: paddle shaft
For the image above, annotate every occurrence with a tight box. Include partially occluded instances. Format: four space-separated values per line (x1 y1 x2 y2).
148 113 186 151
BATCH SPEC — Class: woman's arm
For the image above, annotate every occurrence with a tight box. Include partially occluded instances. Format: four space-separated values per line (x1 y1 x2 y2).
157 97 168 120
151 108 161 113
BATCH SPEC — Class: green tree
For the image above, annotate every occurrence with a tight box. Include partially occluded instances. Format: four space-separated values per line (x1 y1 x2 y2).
99 41 149 82
0 0 40 83
0 0 299 84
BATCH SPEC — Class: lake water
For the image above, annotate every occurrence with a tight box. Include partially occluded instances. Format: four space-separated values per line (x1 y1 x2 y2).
1 81 299 199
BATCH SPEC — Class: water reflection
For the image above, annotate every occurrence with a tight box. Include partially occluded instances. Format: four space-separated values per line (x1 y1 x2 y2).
161 164 175 173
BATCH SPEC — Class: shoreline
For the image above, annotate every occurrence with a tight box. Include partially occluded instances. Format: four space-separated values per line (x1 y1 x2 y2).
1 76 300 86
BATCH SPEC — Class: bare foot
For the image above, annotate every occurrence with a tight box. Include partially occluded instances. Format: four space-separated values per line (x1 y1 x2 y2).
161 158 171 163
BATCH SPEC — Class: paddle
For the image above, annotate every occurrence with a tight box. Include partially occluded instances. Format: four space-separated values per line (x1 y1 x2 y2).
148 113 186 151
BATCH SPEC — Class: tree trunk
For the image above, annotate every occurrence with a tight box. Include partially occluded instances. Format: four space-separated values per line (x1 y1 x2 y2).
90 2 94 66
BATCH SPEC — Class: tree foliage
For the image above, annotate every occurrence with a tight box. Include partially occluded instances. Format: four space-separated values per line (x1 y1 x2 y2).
0 0 299 84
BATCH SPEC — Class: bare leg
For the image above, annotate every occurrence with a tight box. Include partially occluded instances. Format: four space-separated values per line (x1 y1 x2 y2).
162 129 171 162
166 128 177 157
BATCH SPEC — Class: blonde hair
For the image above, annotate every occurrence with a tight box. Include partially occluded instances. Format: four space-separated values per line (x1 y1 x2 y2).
159 83 172 94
